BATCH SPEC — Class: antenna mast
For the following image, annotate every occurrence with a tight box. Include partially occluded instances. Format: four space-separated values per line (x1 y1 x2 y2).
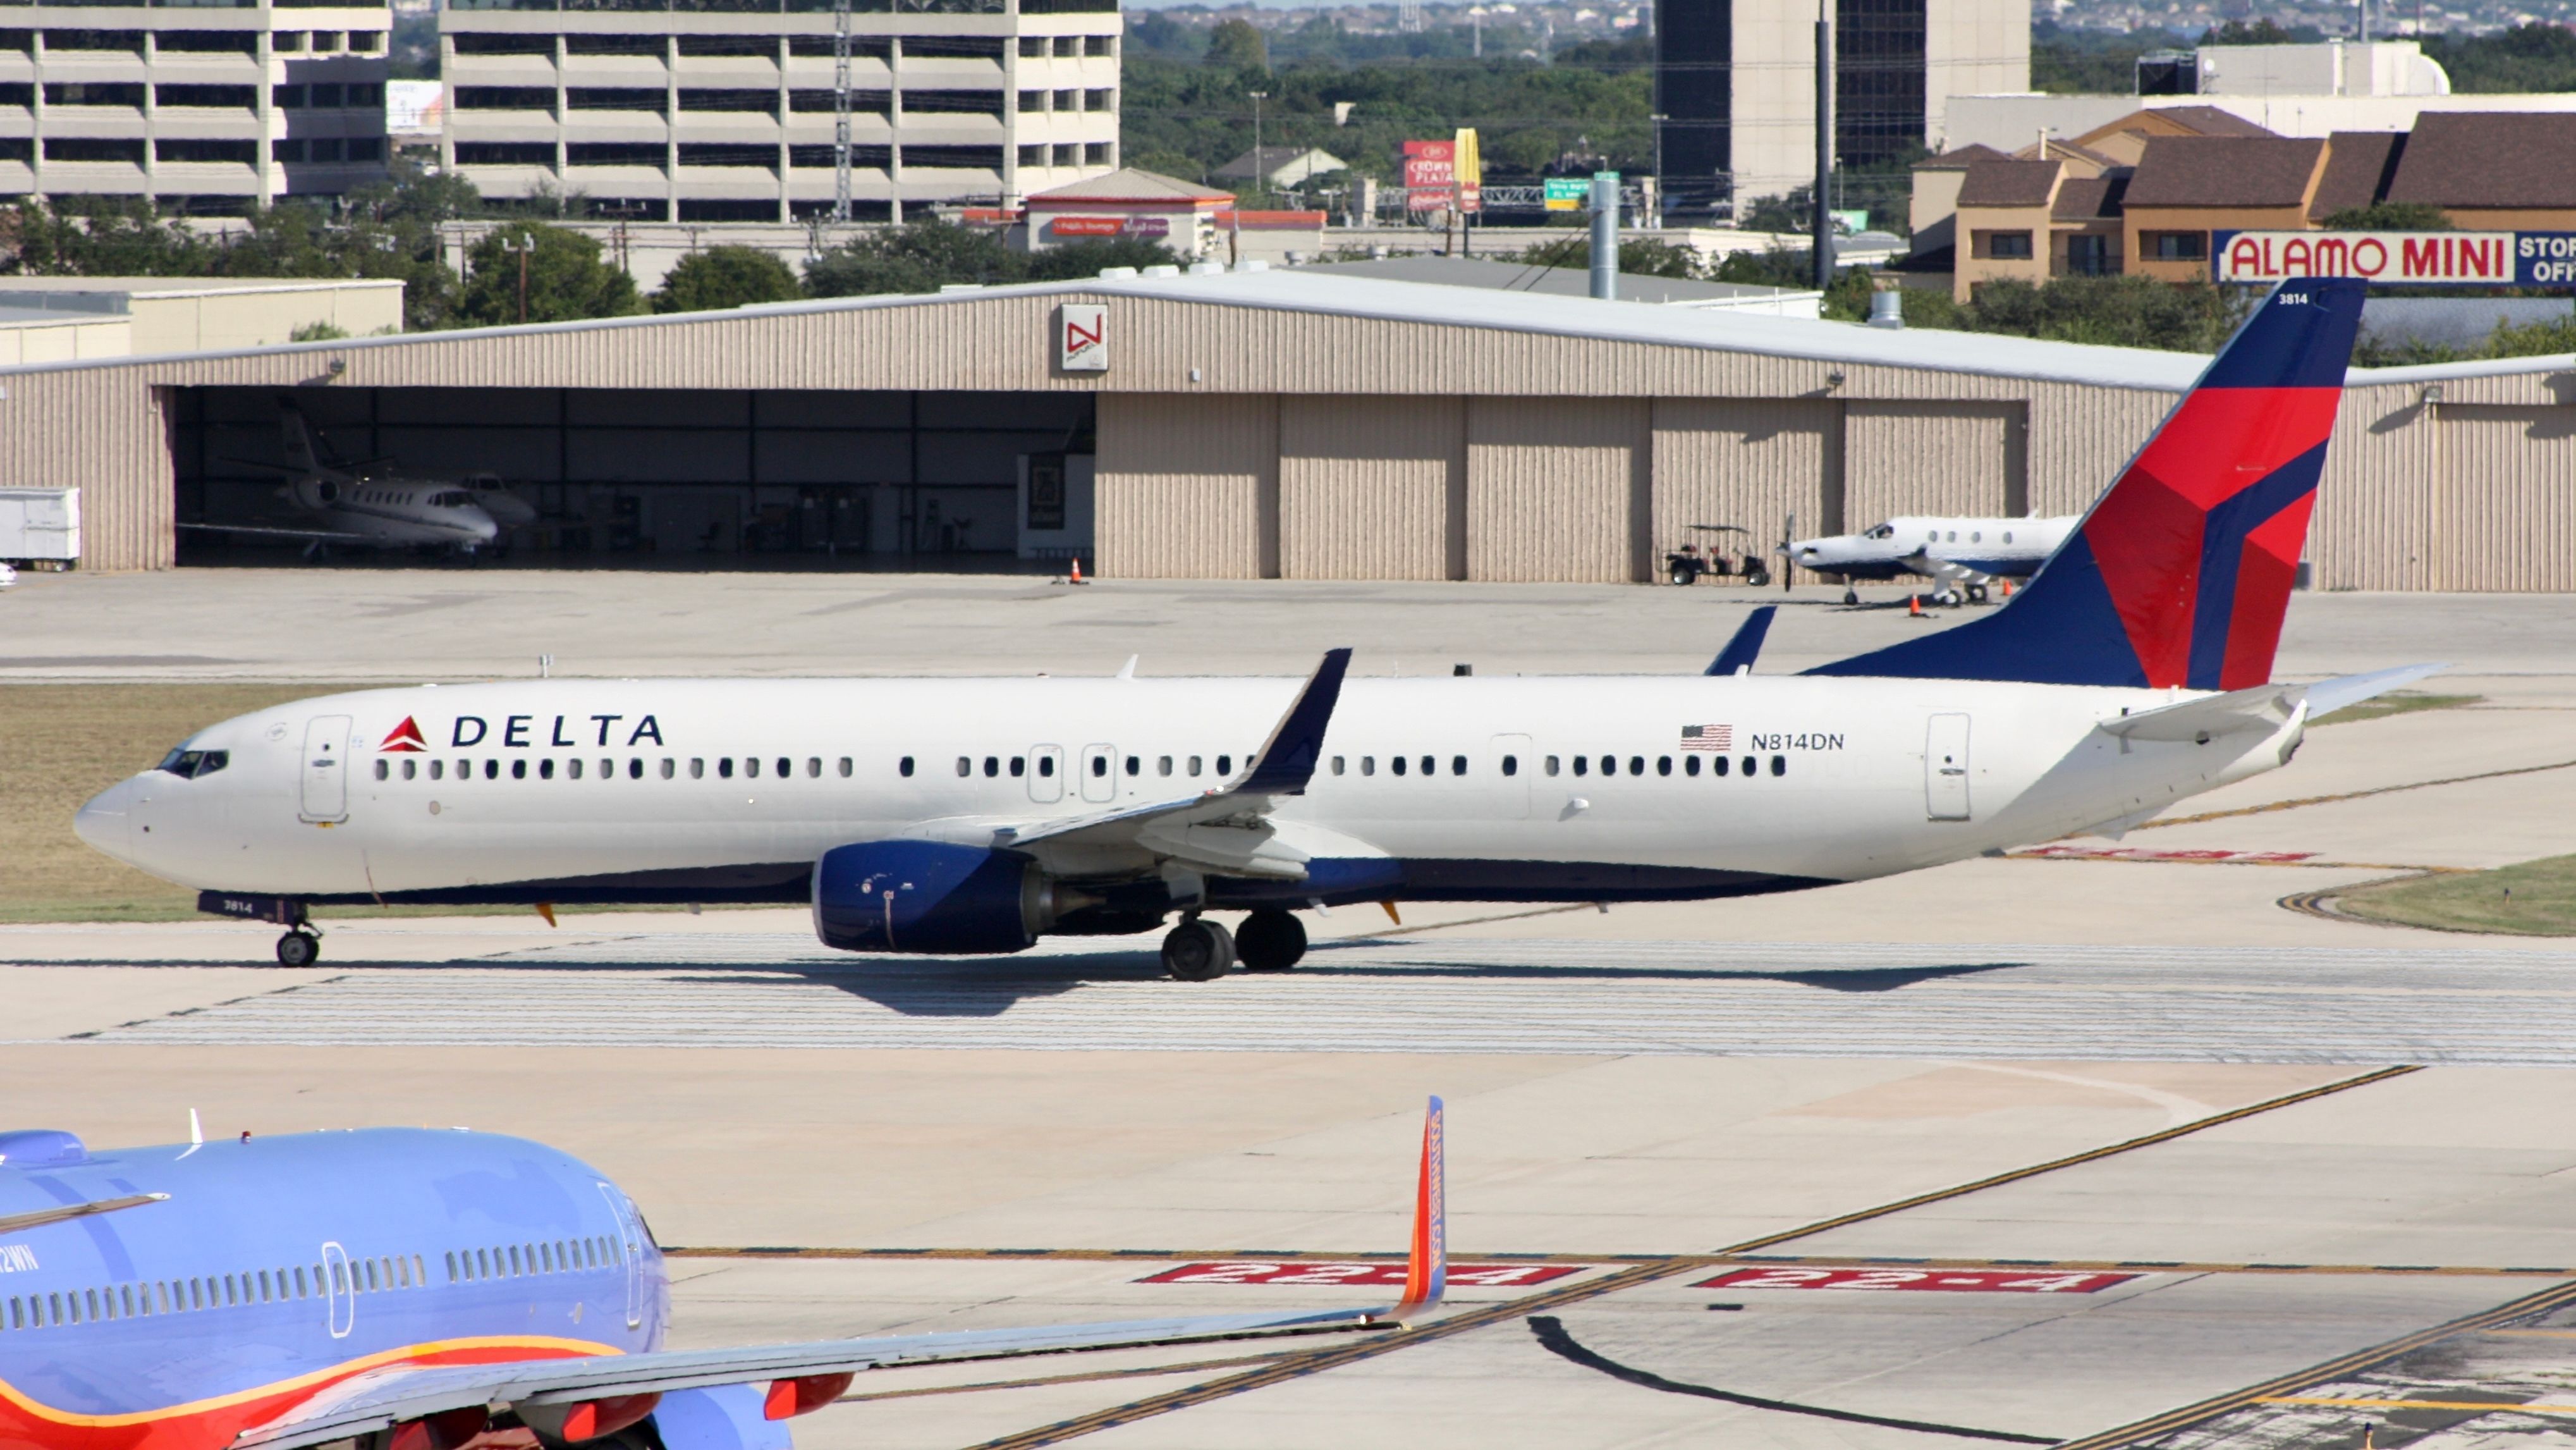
833 0 852 224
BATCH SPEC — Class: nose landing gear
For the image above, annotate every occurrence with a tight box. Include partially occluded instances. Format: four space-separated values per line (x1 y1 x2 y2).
275 929 320 968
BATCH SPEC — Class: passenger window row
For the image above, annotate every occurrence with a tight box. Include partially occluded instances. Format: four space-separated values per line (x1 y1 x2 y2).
2 1252 425 1331
1329 754 1475 778
948 753 1242 780
1547 753 1786 778
447 1233 620 1284
377 756 857 782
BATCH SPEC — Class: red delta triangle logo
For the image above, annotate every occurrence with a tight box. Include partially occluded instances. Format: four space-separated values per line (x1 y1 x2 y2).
379 716 428 753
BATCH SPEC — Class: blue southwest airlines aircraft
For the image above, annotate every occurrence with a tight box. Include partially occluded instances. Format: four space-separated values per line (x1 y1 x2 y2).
0 1101 1448 1450
77 280 2437 979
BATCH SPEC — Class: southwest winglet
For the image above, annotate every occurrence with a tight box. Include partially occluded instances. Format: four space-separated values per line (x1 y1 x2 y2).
1389 1095 1446 1322
1706 606 1776 677
1236 648 1353 796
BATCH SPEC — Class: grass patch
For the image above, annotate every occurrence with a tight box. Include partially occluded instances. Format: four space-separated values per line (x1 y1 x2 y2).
2310 691 2483 726
2340 854 2576 937
0 683 788 925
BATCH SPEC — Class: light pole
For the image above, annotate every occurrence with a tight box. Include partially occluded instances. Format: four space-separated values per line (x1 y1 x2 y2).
1650 111 1666 229
497 230 534 325
1248 90 1269 207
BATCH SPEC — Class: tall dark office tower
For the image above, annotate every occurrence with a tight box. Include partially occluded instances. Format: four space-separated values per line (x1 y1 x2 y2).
1652 0 2015 218
1654 0 1732 214
1836 0 1929 168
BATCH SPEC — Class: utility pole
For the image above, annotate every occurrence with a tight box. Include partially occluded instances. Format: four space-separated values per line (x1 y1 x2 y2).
1812 0 1834 293
1650 111 1666 229
833 0 852 224
1248 89 1268 207
499 230 534 324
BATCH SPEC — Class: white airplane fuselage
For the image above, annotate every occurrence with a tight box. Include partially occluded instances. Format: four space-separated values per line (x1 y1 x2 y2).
290 477 501 550
1791 516 2077 584
77 674 2299 914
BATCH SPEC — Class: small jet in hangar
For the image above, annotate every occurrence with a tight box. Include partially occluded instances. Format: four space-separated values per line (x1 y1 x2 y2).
179 404 519 558
1785 515 2077 606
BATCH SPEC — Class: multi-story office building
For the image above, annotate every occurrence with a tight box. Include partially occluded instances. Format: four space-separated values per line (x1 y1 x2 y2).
438 0 1120 223
0 3 391 211
1654 0 2024 216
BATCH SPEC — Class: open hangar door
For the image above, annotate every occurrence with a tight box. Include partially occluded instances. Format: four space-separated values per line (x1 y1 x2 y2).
170 387 1094 568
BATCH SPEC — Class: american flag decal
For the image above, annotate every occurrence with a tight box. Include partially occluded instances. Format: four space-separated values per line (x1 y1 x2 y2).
1680 725 1733 751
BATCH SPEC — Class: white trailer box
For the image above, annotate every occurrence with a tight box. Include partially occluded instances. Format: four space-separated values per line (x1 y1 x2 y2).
0 487 78 566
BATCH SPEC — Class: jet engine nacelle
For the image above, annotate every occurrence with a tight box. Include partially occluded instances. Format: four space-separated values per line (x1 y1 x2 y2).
812 840 1063 955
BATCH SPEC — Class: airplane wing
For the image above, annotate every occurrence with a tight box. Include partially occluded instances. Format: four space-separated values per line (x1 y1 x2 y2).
229 1308 1395 1450
992 648 1352 879
233 1096 1448 1450
0 1193 166 1237
178 522 382 544
1896 548 1993 589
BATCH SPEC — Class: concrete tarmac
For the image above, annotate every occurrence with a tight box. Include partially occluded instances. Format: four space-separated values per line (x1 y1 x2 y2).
7 577 2576 1447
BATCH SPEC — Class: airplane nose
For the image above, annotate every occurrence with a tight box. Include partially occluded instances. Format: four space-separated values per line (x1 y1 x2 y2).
73 778 137 862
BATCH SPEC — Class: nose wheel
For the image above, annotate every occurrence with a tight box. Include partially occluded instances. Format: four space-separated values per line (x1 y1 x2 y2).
276 929 320 968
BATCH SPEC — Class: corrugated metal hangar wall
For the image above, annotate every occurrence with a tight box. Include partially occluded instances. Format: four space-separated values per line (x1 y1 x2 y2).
6 278 2572 589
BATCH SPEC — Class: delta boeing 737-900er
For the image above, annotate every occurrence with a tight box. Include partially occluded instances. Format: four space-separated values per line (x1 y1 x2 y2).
0 1101 1450 1450
77 278 2439 980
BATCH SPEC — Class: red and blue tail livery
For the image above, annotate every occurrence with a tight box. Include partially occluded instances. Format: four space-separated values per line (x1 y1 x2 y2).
1400 1097 1447 1314
1810 279 2367 689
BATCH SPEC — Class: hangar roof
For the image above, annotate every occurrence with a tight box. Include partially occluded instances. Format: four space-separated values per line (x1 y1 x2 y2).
0 266 2555 393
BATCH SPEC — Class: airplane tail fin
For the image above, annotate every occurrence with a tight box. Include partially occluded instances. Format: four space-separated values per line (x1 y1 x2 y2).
279 403 323 476
1396 1095 1446 1317
1807 278 2366 689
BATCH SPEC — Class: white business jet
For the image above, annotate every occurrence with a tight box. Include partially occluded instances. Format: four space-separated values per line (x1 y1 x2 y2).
82 281 2436 978
1787 515 2077 605
179 404 505 556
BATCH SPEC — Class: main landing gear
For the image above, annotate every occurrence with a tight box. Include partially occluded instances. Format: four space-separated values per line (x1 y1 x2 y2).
1162 918 1235 981
1234 910 1308 972
1161 911 1311 980
276 928 321 967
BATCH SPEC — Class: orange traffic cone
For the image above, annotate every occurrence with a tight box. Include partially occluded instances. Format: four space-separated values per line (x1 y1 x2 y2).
2000 579 2014 598
1069 556 1087 585
1908 594 1924 617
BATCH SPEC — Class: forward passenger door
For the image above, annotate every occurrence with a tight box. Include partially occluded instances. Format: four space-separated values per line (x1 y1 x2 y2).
300 716 351 823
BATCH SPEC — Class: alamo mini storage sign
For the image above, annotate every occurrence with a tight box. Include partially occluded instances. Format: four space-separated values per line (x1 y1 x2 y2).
2215 230 2576 286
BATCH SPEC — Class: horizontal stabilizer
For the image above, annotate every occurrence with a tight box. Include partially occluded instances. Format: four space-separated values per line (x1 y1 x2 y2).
2303 662 2450 719
2098 684 2301 744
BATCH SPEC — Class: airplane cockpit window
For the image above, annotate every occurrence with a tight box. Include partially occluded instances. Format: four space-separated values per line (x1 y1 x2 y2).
1867 524 1896 539
156 748 229 778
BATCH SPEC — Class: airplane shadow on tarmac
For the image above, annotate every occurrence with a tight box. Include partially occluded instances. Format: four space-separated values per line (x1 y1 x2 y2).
632 954 2027 1017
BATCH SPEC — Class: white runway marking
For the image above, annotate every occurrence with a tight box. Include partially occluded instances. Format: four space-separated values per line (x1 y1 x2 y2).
48 937 2576 1064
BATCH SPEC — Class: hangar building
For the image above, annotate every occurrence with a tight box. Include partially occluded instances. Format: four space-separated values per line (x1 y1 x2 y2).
3 268 2570 591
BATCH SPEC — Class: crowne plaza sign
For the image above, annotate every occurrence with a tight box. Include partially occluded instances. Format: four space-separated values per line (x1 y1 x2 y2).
2215 230 2576 287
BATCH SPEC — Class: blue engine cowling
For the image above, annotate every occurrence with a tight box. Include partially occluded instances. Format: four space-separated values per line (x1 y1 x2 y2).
652 1384 793 1450
812 840 1056 955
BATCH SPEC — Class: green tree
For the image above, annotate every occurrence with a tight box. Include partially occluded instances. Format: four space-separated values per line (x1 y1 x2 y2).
2318 201 2452 231
458 223 639 326
1957 275 2243 351
1205 17 1269 73
652 245 803 314
0 197 212 276
2423 23 2576 93
803 219 1021 297
1024 236 1183 281
1513 233 1702 278
2201 19 2303 44
2486 311 2576 359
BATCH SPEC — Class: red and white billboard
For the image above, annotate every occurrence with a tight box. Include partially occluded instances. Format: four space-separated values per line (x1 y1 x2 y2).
1402 140 1478 213
1695 1266 2140 1294
2214 230 2515 285
1138 1260 1584 1287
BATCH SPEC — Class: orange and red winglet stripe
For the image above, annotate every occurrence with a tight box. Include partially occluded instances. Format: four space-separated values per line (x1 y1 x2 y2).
1396 1096 1446 1314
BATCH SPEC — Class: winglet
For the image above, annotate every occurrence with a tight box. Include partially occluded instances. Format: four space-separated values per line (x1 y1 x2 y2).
1395 1095 1446 1318
1235 648 1353 796
1706 606 1776 677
